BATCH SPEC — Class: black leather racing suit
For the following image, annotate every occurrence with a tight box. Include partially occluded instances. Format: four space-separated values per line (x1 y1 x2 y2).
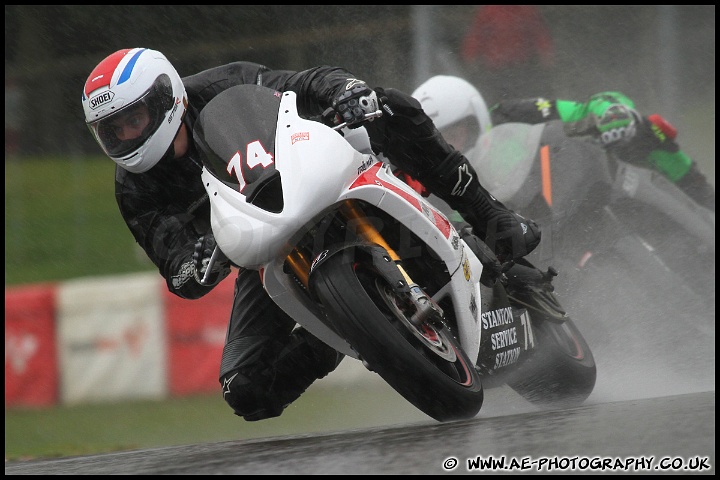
114 61 535 421
115 62 362 421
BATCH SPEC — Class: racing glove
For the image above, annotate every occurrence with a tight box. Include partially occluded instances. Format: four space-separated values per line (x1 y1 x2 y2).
332 78 380 128
595 104 640 146
565 103 639 147
192 233 232 286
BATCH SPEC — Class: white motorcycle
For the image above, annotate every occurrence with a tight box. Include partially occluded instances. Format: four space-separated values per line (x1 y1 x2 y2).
195 85 596 422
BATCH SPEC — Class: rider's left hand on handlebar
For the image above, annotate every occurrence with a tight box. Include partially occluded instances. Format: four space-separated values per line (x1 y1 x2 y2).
332 79 379 128
193 233 232 286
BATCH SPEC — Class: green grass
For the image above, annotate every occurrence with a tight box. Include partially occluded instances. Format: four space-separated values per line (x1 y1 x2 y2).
5 156 156 286
4 383 429 462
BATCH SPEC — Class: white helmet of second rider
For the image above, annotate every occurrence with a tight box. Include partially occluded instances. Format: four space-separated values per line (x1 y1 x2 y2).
412 75 492 162
82 48 187 173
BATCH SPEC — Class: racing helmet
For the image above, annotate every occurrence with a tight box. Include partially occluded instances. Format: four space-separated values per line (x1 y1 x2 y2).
412 75 492 161
82 48 187 173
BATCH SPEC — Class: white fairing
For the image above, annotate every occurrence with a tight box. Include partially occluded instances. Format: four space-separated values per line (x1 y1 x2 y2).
201 91 483 361
202 99 366 269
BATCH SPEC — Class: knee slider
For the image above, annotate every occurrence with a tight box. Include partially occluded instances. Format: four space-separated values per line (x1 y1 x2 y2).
220 369 284 421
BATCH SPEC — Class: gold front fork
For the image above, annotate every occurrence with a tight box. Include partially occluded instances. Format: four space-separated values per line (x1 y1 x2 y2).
341 200 444 325
285 200 413 289
340 200 416 288
286 199 442 325
340 200 400 261
286 248 312 289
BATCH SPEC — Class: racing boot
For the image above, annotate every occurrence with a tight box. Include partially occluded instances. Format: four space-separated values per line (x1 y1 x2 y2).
365 87 541 260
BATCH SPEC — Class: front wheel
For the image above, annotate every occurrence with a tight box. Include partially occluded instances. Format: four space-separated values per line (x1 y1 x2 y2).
310 249 484 422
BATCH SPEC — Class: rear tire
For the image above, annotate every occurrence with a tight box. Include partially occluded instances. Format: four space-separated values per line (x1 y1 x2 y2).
507 314 596 408
310 250 484 422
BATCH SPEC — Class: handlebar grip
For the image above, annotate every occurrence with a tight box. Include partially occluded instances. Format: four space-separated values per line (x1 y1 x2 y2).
200 246 223 285
332 110 383 131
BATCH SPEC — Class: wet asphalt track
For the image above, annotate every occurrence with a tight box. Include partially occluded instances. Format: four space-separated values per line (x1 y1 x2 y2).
5 390 715 475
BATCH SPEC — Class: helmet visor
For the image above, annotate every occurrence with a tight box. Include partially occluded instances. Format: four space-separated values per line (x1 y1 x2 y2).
88 74 174 158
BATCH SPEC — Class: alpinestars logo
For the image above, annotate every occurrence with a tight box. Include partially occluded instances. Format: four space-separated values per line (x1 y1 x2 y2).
222 372 239 398
345 78 366 90
535 97 552 118
451 164 473 197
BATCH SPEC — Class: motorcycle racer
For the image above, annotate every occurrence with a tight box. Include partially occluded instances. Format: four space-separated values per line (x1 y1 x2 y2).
82 48 540 421
413 76 713 213
490 92 715 212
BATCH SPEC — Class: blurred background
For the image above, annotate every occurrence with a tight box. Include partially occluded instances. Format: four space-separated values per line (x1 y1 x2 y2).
5 5 715 285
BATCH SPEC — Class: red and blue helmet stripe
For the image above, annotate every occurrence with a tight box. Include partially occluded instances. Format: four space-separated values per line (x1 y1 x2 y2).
82 48 147 100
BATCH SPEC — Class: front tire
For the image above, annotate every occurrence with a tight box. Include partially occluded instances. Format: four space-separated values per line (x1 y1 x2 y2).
310 249 484 422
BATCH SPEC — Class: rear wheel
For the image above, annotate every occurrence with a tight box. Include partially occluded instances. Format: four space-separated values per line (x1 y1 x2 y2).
502 260 596 408
507 311 596 408
310 250 484 422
